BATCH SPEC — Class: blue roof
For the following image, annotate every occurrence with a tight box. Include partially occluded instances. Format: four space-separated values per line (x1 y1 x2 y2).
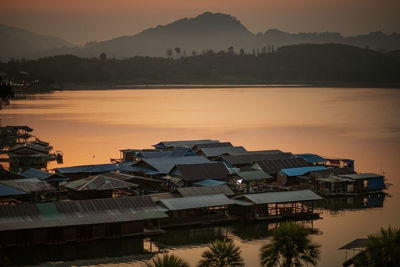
295 153 327 163
20 168 53 179
0 183 28 197
281 166 328 176
55 164 118 174
193 179 227 187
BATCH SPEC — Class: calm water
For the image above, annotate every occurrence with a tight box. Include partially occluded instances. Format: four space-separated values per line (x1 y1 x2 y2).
1 87 400 266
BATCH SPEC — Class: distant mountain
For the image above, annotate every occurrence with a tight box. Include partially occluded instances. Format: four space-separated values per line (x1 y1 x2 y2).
81 12 257 58
2 12 400 60
0 24 74 61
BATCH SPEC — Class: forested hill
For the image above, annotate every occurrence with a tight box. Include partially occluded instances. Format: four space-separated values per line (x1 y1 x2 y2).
1 43 399 87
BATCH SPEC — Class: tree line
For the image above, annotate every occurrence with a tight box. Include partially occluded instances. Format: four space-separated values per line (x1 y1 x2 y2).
0 43 399 87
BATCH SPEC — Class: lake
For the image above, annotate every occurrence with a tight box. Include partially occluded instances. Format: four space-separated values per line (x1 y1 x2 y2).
1 87 400 266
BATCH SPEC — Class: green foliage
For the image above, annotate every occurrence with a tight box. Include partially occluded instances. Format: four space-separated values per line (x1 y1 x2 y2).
198 238 244 267
260 222 320 267
145 254 190 267
353 226 400 267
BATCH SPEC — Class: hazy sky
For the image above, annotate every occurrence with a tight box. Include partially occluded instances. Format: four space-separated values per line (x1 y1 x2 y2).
1 0 399 45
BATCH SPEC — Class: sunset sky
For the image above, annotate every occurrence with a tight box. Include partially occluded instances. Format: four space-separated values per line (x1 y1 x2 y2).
1 0 399 45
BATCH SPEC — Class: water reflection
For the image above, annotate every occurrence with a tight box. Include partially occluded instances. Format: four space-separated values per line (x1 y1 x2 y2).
315 193 387 214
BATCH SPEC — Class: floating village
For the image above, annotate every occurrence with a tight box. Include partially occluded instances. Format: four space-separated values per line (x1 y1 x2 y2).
0 125 387 248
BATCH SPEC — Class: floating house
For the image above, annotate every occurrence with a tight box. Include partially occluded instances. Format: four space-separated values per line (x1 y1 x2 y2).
0 196 167 247
0 178 56 202
277 166 328 186
191 142 233 153
221 152 294 168
159 194 236 227
132 156 212 177
294 153 328 165
252 157 311 174
168 162 230 186
231 190 322 220
55 163 119 180
229 169 273 192
177 184 234 197
339 173 385 192
65 175 139 200
195 146 247 159
20 168 68 189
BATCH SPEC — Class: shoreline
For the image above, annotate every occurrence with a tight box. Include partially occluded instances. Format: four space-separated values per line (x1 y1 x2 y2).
13 82 400 94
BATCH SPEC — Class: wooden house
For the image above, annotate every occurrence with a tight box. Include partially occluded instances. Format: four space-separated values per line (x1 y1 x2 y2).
229 169 273 193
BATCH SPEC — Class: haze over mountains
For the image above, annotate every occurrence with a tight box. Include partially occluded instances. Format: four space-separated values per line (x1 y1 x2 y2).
1 12 400 61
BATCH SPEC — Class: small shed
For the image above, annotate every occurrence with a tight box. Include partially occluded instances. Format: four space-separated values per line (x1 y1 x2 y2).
20 168 68 189
0 178 56 202
159 194 236 226
232 190 322 219
230 170 273 193
169 162 230 186
277 166 328 186
339 173 385 192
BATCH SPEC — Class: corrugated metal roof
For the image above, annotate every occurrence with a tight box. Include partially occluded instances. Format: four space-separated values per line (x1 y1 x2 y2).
153 140 220 149
140 156 211 174
339 238 369 250
239 190 322 204
160 194 235 211
255 158 311 173
55 164 118 174
141 147 194 158
172 162 230 181
20 168 53 179
0 196 168 231
198 146 247 157
193 179 228 187
100 171 137 181
281 166 328 176
295 153 327 163
234 170 273 181
65 175 138 191
0 183 28 197
177 185 234 197
221 153 294 166
0 179 55 193
339 173 384 180
192 142 233 152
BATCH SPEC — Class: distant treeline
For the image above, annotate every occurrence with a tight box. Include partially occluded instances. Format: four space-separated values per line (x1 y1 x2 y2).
1 44 400 87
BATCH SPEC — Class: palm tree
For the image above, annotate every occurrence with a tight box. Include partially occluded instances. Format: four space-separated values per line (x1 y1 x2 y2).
145 254 189 267
353 226 400 267
198 238 244 267
260 222 320 267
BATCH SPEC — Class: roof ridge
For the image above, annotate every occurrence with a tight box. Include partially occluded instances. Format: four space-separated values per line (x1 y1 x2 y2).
77 176 98 191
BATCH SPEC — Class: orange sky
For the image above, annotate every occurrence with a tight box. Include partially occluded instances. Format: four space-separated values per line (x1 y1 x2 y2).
0 0 399 45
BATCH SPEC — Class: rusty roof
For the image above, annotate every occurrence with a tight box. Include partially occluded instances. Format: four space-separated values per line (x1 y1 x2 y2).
0 196 168 232
173 162 230 181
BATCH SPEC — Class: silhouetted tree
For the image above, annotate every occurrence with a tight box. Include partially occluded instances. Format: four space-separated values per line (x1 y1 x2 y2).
198 239 244 267
174 47 181 58
166 49 173 58
100 52 107 60
239 48 245 55
260 222 320 267
352 226 400 267
261 46 267 54
228 46 235 54
145 254 189 267
0 83 15 110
